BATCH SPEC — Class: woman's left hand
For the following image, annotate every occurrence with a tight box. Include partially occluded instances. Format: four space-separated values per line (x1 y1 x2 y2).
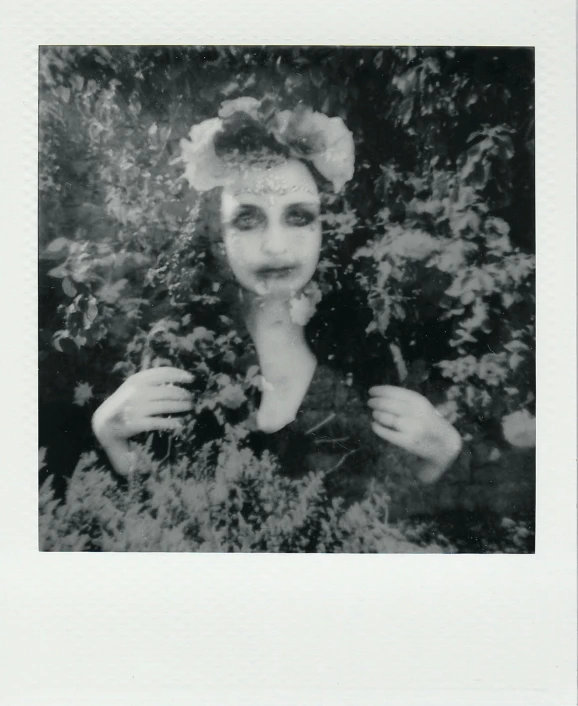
368 385 463 484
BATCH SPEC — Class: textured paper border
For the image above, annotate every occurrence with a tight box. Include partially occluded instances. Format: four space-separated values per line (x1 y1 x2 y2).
1 1 576 704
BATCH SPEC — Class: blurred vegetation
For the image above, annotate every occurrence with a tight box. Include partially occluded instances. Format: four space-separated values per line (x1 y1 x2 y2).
38 46 535 552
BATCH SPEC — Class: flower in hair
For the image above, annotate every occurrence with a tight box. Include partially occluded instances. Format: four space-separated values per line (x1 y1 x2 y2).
179 117 231 192
271 107 355 192
218 96 263 121
179 96 355 193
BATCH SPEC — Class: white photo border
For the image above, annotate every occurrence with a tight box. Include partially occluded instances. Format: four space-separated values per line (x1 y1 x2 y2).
0 1 576 704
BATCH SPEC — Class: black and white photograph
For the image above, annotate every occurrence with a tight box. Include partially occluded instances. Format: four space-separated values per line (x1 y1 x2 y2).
38 45 537 553
1 0 576 702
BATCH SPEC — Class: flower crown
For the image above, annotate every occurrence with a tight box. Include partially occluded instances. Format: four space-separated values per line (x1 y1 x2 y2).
179 96 355 193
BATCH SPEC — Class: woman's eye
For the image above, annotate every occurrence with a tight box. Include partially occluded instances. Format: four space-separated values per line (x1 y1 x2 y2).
231 208 265 231
285 207 318 227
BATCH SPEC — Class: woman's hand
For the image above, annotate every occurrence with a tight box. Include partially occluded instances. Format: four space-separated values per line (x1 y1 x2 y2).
92 367 194 475
368 385 462 484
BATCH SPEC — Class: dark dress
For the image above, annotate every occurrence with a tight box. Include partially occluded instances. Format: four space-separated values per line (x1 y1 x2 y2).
244 363 395 505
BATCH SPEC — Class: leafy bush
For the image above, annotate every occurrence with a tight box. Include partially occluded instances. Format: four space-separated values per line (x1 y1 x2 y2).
39 439 533 553
39 441 451 553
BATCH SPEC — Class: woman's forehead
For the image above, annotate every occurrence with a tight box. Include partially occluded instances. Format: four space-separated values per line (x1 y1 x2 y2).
223 158 320 202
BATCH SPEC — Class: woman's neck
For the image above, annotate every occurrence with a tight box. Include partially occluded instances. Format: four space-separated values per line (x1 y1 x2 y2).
242 293 317 433
244 295 308 347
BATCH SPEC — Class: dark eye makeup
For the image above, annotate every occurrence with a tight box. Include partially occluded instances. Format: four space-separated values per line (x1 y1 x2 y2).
284 204 319 227
230 203 320 231
231 205 266 231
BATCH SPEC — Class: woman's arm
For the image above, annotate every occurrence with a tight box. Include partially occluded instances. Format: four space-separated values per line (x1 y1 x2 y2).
91 428 137 477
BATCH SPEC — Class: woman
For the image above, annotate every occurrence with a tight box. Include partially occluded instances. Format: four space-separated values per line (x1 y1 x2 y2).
92 96 463 507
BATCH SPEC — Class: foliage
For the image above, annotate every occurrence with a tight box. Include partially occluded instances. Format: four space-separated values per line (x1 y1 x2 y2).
39 442 450 553
39 46 535 551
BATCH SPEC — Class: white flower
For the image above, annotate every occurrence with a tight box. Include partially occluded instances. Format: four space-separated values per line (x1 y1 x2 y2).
477 353 508 387
218 382 246 410
218 96 262 120
502 409 536 448
289 282 322 325
179 117 231 192
73 382 94 406
272 108 355 192
180 98 355 194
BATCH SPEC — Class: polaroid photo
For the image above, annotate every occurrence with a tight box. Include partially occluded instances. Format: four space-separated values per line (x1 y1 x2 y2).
1 1 576 704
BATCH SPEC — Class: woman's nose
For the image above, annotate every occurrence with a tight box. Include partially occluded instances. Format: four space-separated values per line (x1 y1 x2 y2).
260 224 289 256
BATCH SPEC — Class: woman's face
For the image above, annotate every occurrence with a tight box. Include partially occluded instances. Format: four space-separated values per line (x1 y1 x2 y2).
220 158 322 299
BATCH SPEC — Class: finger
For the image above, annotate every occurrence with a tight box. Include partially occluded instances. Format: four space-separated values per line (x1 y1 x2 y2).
146 384 194 403
369 385 427 404
138 416 185 434
371 421 411 449
367 397 411 416
373 409 420 434
135 367 194 386
142 400 194 416
371 410 401 430
371 409 416 433
369 386 433 415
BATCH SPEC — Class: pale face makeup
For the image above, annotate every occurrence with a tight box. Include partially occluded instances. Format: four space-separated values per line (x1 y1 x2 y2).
220 158 322 299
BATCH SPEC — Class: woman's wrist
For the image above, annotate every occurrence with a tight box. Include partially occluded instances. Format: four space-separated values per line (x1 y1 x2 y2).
417 428 463 484
92 415 134 476
92 408 125 448
99 439 136 477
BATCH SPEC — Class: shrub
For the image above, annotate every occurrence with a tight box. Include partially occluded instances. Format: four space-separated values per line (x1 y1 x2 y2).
39 441 451 553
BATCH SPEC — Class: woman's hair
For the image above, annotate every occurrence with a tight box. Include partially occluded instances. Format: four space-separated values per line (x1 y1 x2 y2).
212 113 290 161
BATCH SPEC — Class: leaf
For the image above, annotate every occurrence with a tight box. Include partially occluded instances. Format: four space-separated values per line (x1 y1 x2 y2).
46 237 70 253
85 302 99 324
509 352 524 371
245 365 260 381
97 279 128 304
181 327 213 351
53 333 77 355
71 74 85 92
62 277 77 297
42 238 71 261
388 343 408 382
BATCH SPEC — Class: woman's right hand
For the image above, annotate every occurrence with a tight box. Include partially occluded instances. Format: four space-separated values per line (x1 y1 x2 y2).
92 367 194 450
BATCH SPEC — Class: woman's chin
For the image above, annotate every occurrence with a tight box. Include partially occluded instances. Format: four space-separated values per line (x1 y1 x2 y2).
250 277 308 300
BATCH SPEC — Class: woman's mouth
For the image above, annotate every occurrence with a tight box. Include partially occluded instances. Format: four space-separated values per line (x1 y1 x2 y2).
256 265 298 279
